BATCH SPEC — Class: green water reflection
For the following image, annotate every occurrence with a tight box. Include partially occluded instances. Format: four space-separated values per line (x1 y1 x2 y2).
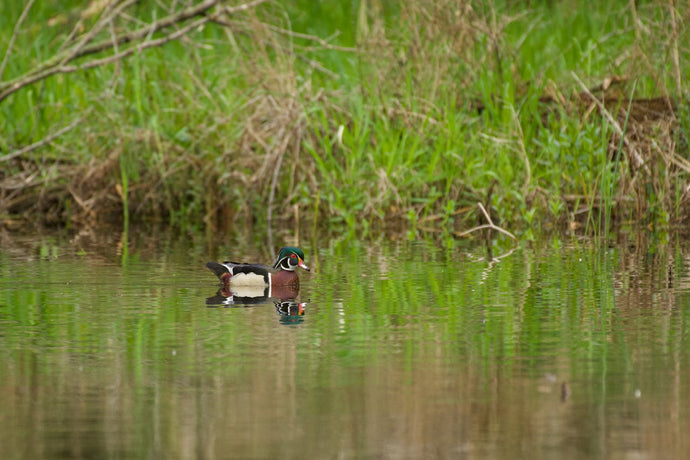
1 232 689 459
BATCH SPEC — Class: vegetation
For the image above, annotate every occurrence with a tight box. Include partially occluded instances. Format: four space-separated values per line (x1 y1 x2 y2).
0 0 687 239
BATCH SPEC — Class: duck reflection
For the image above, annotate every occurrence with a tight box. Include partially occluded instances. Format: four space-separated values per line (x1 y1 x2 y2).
206 283 306 322
275 299 307 324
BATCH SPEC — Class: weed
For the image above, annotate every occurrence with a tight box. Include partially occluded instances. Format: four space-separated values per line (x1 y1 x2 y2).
0 0 687 238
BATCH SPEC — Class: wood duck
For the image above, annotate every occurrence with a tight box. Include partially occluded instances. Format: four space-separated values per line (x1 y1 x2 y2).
206 247 310 287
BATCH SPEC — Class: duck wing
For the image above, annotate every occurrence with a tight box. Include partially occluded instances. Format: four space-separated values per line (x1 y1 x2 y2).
206 261 273 284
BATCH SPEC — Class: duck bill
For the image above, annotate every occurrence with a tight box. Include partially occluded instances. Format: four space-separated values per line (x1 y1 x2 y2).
298 258 310 271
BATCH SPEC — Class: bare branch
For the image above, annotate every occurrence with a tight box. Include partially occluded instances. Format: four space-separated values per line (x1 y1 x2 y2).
223 0 270 14
572 71 648 172
0 0 269 103
75 15 211 71
0 0 36 82
0 117 83 163
263 24 359 53
209 14 344 78
63 0 139 65
455 202 518 244
74 0 240 59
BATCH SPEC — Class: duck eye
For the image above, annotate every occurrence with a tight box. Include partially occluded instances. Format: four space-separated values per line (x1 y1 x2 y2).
290 254 296 259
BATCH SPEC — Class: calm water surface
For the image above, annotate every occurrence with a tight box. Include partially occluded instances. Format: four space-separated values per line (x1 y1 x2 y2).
1 230 689 459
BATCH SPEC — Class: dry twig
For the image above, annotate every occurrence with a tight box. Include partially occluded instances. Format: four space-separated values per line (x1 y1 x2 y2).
454 202 518 245
0 117 83 163
0 0 269 103
0 0 36 82
571 71 648 172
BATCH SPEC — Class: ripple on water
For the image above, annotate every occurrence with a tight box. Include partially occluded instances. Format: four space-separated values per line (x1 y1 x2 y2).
1 236 690 459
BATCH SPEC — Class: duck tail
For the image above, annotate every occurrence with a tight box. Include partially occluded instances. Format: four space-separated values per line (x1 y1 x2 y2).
206 262 230 279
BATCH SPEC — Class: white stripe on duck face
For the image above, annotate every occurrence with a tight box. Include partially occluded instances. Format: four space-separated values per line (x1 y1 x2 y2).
275 256 298 271
229 271 269 287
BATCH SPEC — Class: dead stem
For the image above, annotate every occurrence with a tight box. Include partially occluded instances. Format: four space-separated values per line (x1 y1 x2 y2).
454 202 518 246
0 0 266 103
668 0 682 99
572 72 650 175
0 117 83 163
0 0 35 82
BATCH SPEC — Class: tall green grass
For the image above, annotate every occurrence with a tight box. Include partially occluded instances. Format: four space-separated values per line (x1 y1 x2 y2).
0 0 687 237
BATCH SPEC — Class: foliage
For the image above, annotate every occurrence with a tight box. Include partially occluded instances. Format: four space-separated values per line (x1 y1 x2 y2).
0 0 688 238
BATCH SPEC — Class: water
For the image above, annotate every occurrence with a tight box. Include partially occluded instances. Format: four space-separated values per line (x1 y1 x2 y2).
1 230 689 459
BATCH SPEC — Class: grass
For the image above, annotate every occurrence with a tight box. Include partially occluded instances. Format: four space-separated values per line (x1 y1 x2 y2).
0 0 687 239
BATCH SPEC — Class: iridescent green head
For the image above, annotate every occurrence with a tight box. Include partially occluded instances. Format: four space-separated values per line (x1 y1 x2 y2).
274 247 310 272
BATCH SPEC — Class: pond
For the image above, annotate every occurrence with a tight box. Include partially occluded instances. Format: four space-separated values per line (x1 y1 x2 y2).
1 229 689 459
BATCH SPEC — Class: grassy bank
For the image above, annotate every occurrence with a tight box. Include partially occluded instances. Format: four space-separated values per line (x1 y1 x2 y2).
0 0 688 240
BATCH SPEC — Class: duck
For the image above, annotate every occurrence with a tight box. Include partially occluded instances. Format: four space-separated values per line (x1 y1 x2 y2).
206 247 310 287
